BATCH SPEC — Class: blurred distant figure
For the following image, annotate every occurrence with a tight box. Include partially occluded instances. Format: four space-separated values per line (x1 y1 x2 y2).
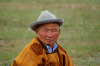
11 11 74 66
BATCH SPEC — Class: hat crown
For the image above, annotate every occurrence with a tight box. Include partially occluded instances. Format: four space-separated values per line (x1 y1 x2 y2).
38 11 57 21
30 10 64 31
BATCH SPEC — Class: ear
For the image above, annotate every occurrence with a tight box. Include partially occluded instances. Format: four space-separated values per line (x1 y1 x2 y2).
35 28 39 37
59 28 61 35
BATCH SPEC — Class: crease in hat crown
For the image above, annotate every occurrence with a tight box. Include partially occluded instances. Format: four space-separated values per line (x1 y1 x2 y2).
38 11 57 21
30 10 64 31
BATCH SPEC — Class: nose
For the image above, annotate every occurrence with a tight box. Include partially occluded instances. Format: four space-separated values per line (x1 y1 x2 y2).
47 32 52 38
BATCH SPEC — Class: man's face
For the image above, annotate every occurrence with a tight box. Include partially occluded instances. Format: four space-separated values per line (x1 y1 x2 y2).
36 23 60 47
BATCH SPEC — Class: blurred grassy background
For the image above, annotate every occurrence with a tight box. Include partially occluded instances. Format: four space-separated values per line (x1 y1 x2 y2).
0 0 100 66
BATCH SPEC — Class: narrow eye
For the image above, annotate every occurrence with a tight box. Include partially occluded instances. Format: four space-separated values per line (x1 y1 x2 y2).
43 29 48 32
52 29 57 32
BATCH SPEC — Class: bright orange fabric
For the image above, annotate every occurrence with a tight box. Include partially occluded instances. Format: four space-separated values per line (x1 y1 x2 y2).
11 37 74 66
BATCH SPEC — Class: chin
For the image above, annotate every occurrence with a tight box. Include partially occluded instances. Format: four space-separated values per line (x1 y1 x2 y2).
45 42 54 45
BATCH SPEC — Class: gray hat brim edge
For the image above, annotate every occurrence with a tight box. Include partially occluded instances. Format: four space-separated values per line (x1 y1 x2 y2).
30 18 64 31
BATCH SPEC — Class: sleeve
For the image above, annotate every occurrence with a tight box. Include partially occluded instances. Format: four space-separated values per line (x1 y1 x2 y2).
65 53 74 66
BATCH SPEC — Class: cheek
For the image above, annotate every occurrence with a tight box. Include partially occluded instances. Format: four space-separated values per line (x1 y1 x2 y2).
53 33 60 38
39 32 47 38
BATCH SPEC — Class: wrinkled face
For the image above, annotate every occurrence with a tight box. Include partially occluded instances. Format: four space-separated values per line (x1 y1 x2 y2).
36 23 60 47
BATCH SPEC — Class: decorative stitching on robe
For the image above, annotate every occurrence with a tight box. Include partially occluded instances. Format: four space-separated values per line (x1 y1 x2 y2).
30 43 43 55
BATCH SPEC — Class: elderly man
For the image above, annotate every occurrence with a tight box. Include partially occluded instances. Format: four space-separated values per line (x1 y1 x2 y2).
11 11 74 66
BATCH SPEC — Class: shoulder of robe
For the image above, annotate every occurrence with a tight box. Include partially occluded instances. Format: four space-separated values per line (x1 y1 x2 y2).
58 45 67 54
30 43 43 55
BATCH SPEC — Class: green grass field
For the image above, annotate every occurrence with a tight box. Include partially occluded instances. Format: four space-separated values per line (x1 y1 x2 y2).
0 0 100 66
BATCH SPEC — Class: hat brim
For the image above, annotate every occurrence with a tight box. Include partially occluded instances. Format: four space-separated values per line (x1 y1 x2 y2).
30 18 64 31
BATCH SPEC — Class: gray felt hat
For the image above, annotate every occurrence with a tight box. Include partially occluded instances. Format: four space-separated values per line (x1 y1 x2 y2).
30 10 64 31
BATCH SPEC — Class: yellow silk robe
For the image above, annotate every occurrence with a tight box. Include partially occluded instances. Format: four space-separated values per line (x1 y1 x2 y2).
11 37 74 66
